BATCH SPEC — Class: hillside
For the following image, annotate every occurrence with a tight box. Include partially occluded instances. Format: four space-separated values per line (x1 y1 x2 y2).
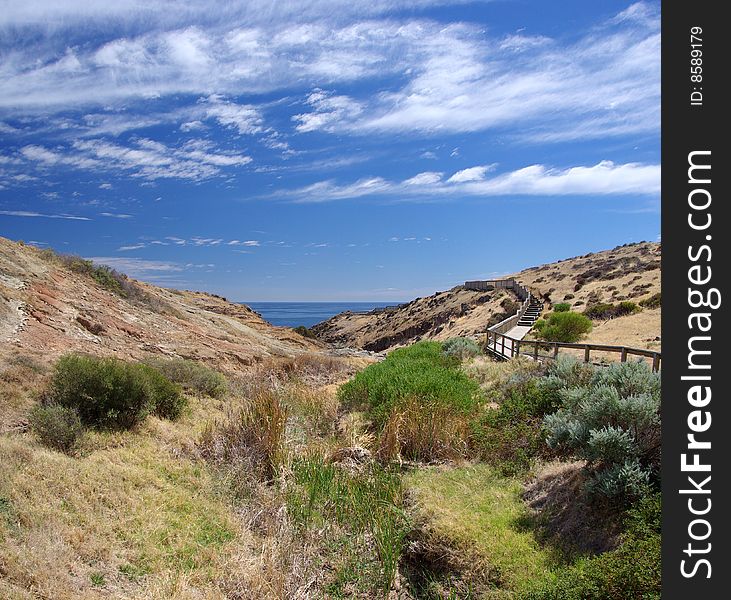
312 241 661 352
0 237 316 364
0 237 320 428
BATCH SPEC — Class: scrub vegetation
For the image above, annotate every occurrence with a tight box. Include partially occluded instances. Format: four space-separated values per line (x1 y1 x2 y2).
1 340 661 599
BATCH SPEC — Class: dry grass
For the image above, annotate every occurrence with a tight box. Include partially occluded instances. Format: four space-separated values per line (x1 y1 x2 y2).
0 432 242 599
198 389 288 483
259 352 354 385
377 396 471 463
464 355 544 392
0 353 49 433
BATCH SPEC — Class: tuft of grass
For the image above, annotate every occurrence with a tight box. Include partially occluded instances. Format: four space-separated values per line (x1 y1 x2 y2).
199 389 287 482
405 464 558 594
144 357 228 399
286 453 407 594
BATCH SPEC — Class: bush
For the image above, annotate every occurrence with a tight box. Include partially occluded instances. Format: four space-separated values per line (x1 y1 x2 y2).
338 342 482 461
552 303 570 313
47 354 184 429
145 357 227 398
542 359 660 502
28 404 85 454
442 337 481 360
536 311 592 343
584 301 640 320
524 493 661 600
470 377 562 476
639 293 661 309
293 325 317 339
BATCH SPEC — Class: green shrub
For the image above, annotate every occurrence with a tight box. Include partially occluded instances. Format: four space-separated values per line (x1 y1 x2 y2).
523 494 661 600
338 342 482 461
584 301 640 320
339 342 481 428
639 293 661 309
552 303 570 313
293 325 317 339
470 377 562 476
143 366 188 420
442 337 481 360
28 404 85 454
543 359 660 502
533 319 546 331
47 354 184 429
536 311 592 343
145 357 227 398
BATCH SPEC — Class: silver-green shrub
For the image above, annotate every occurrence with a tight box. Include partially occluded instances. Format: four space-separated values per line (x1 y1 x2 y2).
442 337 481 360
543 358 660 502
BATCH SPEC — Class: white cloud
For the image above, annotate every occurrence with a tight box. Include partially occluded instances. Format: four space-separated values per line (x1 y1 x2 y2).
447 165 492 183
100 212 133 218
404 171 442 185
201 95 263 135
16 137 251 181
0 209 91 220
293 89 363 133
280 160 660 202
87 256 184 276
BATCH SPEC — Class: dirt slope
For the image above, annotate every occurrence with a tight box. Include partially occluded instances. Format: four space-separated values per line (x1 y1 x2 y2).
313 242 661 352
0 237 319 373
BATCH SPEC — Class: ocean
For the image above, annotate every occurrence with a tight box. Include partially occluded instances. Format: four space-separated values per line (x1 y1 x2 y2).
244 301 400 328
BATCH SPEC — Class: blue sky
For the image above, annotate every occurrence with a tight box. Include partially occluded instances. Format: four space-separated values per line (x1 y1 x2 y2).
0 0 660 301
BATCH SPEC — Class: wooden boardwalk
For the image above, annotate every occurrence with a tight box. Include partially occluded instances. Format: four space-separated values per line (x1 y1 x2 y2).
471 278 662 372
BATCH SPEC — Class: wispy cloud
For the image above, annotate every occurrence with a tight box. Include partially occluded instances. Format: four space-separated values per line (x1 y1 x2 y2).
14 137 252 181
280 160 660 202
0 209 91 220
0 3 658 145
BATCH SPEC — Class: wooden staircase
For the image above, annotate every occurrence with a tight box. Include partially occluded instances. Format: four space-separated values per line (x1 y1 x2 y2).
517 297 544 327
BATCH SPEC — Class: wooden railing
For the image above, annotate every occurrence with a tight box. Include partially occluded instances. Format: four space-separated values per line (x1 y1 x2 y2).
485 329 661 372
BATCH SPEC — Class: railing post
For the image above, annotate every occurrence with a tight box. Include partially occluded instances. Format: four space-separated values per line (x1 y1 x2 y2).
533 342 539 361
584 345 590 363
553 344 559 359
652 354 660 372
501 334 506 357
515 340 521 358
621 347 628 362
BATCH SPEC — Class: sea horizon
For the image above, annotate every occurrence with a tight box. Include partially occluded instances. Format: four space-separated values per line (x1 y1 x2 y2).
242 301 403 328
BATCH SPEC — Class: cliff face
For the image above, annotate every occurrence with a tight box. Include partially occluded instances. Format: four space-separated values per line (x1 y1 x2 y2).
312 242 661 352
0 237 319 373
